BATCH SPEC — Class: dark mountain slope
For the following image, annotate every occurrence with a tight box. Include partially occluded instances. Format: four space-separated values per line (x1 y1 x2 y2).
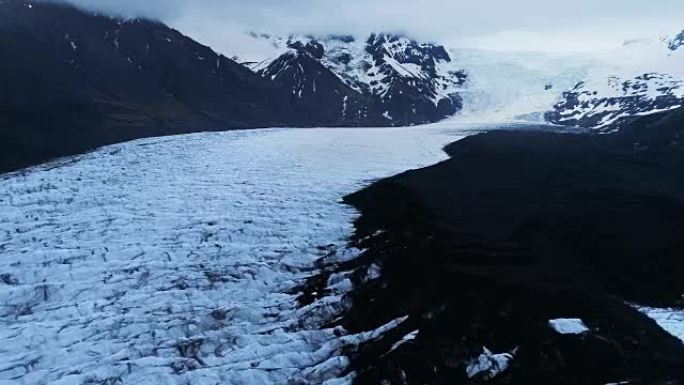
312 110 684 384
0 0 385 172
257 48 387 126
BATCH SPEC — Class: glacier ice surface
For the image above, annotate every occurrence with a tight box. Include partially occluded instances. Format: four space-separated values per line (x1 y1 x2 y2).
548 318 590 335
0 125 478 384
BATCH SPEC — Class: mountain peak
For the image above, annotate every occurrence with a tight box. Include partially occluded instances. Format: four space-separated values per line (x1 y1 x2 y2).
366 32 451 64
286 39 325 59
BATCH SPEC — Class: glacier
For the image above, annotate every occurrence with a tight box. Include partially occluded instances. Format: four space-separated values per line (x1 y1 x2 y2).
1 121 683 384
0 125 484 384
547 33 684 130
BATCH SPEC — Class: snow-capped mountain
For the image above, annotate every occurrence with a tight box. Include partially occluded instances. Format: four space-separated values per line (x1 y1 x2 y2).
246 33 468 126
249 39 386 126
545 73 684 131
546 31 684 131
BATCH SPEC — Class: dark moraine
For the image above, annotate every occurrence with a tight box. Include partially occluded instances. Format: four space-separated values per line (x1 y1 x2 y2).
321 110 684 384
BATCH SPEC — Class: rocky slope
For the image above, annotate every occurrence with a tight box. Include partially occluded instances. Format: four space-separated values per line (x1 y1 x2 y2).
247 33 468 126
545 73 684 131
252 45 386 126
546 31 684 131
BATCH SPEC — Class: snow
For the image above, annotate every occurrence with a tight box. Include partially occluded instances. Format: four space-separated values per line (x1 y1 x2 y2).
341 96 348 118
466 347 516 379
255 50 311 98
64 34 78 52
554 72 684 129
365 263 382 281
242 33 464 109
550 31 684 129
0 125 489 384
388 330 419 353
636 307 684 343
451 48 595 123
548 318 590 335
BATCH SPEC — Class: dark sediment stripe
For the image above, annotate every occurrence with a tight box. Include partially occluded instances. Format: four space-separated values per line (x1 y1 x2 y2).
315 110 684 384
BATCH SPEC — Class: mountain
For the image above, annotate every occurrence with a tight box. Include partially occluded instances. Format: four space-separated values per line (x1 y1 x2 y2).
252 43 387 126
545 73 684 131
247 33 468 126
0 0 387 173
546 32 684 131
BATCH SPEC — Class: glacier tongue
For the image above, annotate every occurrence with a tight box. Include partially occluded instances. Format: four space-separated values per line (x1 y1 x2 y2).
450 48 595 123
0 126 473 385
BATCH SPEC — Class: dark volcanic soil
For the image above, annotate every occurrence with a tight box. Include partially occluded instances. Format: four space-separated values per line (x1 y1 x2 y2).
326 111 684 385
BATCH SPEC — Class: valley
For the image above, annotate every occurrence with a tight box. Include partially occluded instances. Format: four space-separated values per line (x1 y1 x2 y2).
1 1 684 384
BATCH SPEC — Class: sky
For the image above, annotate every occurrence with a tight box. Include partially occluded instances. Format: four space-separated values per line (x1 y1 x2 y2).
60 0 684 55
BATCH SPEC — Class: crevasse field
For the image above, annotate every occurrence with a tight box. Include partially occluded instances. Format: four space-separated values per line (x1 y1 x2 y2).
0 123 681 384
0 124 476 384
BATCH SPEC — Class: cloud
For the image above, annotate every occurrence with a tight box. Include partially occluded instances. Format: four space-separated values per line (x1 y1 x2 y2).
58 0 684 54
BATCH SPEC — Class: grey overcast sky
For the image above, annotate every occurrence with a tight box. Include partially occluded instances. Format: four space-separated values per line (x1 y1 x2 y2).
60 0 684 54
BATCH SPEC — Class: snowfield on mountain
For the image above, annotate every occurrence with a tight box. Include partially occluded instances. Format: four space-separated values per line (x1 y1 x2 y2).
548 31 684 130
242 33 468 125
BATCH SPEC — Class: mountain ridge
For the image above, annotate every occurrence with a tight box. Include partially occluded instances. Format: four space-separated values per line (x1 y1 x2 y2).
547 31 684 131
246 33 468 126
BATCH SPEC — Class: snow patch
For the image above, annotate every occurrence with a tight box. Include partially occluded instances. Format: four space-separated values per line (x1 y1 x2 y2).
388 330 419 353
365 263 382 281
636 307 684 343
64 34 77 51
466 347 516 379
549 318 590 335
